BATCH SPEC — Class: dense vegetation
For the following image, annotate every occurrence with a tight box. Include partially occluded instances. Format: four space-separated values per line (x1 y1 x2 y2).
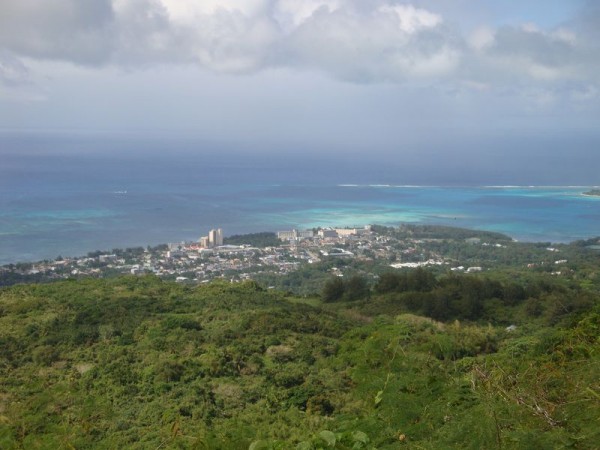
224 232 281 248
372 224 512 242
0 270 598 449
328 267 596 325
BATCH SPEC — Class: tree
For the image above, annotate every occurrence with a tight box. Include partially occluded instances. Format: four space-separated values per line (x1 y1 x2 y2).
322 277 345 303
344 275 369 301
408 267 437 292
375 272 401 294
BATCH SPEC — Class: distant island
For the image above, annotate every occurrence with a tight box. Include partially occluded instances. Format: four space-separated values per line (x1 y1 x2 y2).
583 189 600 197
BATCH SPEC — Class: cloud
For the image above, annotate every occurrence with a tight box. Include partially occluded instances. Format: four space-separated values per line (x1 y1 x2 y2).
469 27 494 51
480 25 590 81
283 4 460 82
0 50 48 102
0 50 31 86
0 0 598 94
378 4 442 33
571 84 598 102
110 0 282 72
0 0 115 64
570 1 600 40
183 10 280 72
456 20 600 109
274 0 342 29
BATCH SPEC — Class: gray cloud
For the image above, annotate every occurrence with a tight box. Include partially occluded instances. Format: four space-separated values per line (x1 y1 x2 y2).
0 0 114 64
474 25 599 83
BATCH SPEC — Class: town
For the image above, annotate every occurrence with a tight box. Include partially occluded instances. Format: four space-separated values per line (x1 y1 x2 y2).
1 223 585 289
2 226 399 284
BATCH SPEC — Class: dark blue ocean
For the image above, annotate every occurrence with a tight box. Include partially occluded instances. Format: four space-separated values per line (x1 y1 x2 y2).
1 133 599 264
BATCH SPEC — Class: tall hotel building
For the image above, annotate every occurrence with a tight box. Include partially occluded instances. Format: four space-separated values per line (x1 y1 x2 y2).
208 228 223 247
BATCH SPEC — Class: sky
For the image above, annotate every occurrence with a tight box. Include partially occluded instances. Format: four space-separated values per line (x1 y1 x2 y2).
0 0 599 178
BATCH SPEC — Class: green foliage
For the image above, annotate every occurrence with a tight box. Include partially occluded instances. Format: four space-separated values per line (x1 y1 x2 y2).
375 268 437 294
322 275 370 303
344 275 369 301
224 232 281 247
0 274 597 449
294 429 372 449
387 223 511 241
322 277 345 302
366 268 597 326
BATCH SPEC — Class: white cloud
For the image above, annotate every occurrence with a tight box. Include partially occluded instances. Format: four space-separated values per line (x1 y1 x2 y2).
0 0 598 95
274 0 341 29
188 11 279 72
469 27 494 51
377 4 442 34
111 0 283 72
283 4 459 82
159 0 268 23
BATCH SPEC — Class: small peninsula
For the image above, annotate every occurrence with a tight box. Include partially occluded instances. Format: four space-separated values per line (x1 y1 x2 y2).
583 189 600 197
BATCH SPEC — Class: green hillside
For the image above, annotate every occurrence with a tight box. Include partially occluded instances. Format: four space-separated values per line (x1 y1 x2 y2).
0 275 598 449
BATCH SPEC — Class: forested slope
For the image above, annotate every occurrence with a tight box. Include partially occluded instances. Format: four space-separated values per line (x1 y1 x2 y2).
0 275 598 449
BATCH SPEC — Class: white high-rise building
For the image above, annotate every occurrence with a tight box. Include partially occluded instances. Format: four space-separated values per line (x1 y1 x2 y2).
208 228 223 247
199 228 223 248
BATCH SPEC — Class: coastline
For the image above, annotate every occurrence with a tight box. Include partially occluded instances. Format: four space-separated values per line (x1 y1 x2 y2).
2 221 599 269
2 185 600 265
2 222 598 290
581 192 600 198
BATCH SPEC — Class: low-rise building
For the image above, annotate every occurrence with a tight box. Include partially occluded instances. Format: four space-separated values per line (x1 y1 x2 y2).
318 229 338 238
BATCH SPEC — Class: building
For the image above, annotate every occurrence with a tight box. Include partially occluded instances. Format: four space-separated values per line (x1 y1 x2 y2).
98 254 117 263
335 228 358 237
298 230 314 238
318 229 338 238
278 229 314 240
277 230 298 240
208 228 223 247
167 249 183 258
199 228 223 248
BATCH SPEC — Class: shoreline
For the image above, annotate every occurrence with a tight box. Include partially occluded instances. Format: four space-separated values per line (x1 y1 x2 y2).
0 224 597 267
2 222 599 268
2 186 599 266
